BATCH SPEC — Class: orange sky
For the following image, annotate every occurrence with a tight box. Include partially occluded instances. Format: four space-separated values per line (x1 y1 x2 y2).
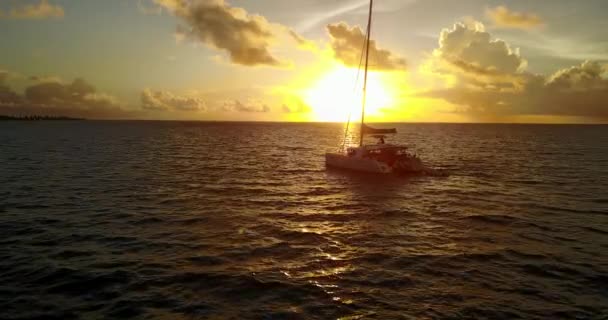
1 0 607 123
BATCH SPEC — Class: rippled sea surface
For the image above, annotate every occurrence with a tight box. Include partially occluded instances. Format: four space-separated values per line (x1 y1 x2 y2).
1 121 607 319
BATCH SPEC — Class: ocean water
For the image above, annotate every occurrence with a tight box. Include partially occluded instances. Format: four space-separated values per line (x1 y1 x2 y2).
0 121 607 319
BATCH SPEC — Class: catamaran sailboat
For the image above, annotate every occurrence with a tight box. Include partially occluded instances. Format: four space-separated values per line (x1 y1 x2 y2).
325 0 425 174
325 0 425 173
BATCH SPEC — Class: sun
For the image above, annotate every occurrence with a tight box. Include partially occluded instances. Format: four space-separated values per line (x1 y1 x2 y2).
303 67 394 122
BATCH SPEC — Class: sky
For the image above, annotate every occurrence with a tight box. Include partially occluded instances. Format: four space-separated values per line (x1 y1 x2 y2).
1 0 607 123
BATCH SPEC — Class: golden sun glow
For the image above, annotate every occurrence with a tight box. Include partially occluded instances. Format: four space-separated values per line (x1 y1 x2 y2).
303 67 395 122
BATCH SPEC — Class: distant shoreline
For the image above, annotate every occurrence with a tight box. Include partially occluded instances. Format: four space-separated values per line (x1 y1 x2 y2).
0 115 85 121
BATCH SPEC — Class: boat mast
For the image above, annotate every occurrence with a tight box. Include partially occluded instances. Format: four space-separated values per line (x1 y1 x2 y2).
359 0 373 147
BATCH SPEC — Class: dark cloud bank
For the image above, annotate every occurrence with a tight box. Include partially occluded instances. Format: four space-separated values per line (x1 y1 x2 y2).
0 76 136 119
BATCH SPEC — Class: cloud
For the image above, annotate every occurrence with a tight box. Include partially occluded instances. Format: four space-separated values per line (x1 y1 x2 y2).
486 6 543 30
421 22 608 119
327 22 406 71
0 76 135 119
7 0 64 20
153 0 291 67
141 89 206 111
426 63 608 118
546 60 608 90
434 22 526 76
222 99 270 113
25 78 96 104
0 72 22 107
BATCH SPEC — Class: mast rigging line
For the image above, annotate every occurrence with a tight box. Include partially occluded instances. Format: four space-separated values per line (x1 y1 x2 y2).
359 0 373 147
341 24 370 151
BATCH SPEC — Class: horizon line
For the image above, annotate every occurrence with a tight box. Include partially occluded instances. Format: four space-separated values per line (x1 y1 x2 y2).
45 119 608 125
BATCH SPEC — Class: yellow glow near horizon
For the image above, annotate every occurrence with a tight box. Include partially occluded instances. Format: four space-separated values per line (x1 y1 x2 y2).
303 67 395 122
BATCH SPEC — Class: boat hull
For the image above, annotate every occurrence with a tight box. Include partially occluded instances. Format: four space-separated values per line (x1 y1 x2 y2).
325 153 392 174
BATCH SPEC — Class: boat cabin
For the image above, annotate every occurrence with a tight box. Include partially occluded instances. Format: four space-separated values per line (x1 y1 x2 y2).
346 144 414 161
